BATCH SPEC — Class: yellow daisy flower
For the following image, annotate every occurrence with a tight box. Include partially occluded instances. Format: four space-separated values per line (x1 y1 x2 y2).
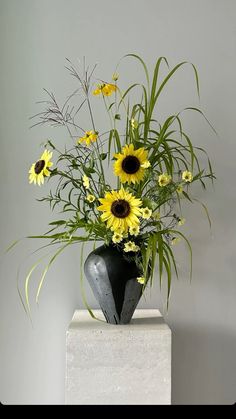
124 241 140 253
124 241 134 252
102 83 117 96
182 171 193 183
137 276 145 285
82 175 90 189
29 149 53 186
93 83 117 96
97 188 142 233
78 131 98 147
114 144 149 184
129 225 140 236
86 194 95 203
141 207 152 220
112 232 123 244
158 173 172 187
177 184 183 194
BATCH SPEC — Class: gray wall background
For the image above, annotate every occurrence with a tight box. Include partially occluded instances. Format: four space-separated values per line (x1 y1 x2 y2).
0 0 236 405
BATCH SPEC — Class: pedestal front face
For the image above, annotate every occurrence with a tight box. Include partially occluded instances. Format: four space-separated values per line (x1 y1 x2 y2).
66 309 171 405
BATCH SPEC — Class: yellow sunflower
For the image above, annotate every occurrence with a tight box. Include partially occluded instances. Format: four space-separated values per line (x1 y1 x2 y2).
97 188 142 233
113 144 149 184
29 150 53 186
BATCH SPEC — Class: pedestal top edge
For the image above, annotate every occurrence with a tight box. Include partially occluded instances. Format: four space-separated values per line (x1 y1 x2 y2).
67 309 171 332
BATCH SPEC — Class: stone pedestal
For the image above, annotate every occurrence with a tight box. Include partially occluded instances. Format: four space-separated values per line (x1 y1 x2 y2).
65 309 171 405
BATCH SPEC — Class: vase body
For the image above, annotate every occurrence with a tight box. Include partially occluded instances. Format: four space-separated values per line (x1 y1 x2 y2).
84 244 142 324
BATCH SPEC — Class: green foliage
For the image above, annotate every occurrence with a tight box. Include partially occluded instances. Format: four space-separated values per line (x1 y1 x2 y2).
14 54 215 315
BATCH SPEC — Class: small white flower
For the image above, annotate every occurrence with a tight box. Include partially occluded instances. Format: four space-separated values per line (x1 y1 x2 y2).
141 207 152 220
158 173 172 187
129 225 140 236
124 241 139 252
182 171 193 183
112 232 123 244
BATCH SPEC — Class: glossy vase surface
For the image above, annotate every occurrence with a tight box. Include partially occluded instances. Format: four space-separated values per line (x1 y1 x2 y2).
84 244 142 324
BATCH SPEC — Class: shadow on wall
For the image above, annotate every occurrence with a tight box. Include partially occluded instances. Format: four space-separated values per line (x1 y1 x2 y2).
171 324 236 405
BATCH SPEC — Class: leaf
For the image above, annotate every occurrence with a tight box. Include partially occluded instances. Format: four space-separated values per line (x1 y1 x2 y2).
108 130 113 163
163 242 179 280
163 256 172 309
49 220 67 226
181 132 194 171
155 62 200 104
46 140 56 150
157 233 164 287
150 233 158 286
148 56 169 120
113 129 122 152
124 54 150 93
36 242 70 304
24 254 48 313
100 153 107 160
183 107 217 135
5 239 20 253
192 198 212 229
82 166 96 177
182 191 193 203
168 229 193 280
118 83 140 109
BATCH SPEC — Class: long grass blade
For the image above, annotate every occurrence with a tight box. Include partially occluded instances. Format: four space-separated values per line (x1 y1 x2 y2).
36 243 70 304
125 53 150 94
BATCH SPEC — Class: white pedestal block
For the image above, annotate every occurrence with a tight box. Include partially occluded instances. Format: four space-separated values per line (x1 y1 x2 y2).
65 309 171 405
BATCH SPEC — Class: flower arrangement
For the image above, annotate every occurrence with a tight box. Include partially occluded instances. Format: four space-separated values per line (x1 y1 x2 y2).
14 54 215 314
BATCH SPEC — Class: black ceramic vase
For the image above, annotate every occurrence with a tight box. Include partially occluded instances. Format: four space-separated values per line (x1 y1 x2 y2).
84 244 142 324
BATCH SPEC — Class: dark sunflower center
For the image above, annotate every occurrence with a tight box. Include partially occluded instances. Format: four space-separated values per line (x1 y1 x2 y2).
34 160 45 174
122 156 140 174
111 199 130 218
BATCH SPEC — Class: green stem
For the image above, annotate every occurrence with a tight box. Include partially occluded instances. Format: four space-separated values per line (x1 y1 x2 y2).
87 96 106 188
